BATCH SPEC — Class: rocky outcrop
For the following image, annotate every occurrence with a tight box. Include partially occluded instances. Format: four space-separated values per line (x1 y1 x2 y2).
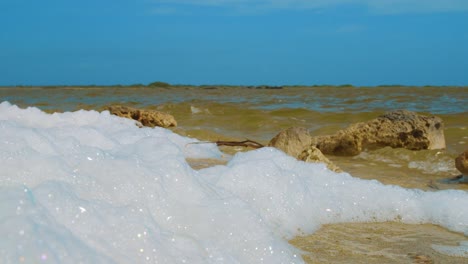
455 151 468 176
107 105 177 128
268 110 446 172
268 127 341 172
313 110 446 156
268 127 312 158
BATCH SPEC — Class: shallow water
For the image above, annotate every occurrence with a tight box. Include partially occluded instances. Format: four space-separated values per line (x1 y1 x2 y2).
2 86 465 114
1 86 467 263
1 86 466 186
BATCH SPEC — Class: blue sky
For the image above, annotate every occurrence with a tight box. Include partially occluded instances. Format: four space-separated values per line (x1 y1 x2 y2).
0 0 467 86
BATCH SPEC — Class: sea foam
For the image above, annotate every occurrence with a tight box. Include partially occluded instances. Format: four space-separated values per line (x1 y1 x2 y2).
1 101 467 263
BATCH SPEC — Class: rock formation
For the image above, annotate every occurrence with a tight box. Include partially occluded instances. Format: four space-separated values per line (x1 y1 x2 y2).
268 110 446 172
313 110 445 156
268 127 341 172
107 105 177 128
455 151 468 176
268 127 312 158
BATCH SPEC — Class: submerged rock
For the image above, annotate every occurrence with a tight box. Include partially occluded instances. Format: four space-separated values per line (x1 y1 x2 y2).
314 110 446 156
107 105 177 128
298 146 342 172
455 151 468 176
268 127 341 172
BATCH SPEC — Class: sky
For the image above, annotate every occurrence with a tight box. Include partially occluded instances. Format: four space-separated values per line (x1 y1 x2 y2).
0 0 467 86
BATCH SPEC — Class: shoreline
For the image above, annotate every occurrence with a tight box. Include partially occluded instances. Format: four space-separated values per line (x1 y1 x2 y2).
1 87 467 263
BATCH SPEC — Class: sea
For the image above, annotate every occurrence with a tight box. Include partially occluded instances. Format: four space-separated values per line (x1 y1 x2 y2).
0 86 467 263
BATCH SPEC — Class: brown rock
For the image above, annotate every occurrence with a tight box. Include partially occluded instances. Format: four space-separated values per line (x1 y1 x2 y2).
107 105 177 128
268 127 312 157
268 127 341 172
314 110 446 156
298 146 342 172
455 151 468 175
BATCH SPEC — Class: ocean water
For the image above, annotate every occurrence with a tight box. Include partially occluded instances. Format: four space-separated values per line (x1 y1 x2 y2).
1 86 468 263
1 86 466 114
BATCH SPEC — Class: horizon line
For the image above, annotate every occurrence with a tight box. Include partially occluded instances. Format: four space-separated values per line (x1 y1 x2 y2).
1 83 467 88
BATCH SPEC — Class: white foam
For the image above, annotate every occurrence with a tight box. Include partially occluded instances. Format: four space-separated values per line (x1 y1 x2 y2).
191 105 202 114
432 241 468 257
355 148 457 175
1 101 467 263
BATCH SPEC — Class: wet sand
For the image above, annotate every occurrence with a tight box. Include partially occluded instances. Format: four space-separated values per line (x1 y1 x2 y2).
290 222 467 264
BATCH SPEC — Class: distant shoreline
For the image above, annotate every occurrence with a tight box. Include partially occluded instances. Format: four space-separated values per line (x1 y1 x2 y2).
1 84 467 89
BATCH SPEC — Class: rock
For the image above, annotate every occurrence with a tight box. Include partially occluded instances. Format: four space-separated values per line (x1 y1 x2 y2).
298 146 342 173
107 105 177 128
455 151 468 176
314 110 446 156
268 127 341 172
268 127 312 158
